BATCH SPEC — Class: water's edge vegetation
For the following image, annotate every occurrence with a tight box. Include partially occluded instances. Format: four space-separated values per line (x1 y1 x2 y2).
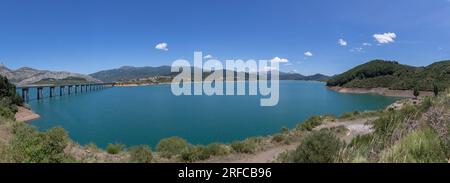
1 75 449 163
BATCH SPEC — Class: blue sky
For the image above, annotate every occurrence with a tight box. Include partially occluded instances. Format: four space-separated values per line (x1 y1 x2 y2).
0 0 449 75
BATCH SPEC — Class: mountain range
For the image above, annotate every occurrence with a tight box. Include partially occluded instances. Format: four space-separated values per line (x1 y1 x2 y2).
0 65 101 86
89 66 330 83
2 59 449 90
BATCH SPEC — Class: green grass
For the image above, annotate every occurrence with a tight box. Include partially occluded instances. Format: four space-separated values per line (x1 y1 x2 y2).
380 128 447 163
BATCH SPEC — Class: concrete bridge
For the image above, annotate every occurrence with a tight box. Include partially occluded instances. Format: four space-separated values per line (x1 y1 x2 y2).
16 83 114 102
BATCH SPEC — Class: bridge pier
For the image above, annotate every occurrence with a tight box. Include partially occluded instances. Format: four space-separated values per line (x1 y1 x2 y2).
50 87 55 98
60 86 65 96
21 88 29 102
68 86 72 95
37 87 44 100
75 85 79 94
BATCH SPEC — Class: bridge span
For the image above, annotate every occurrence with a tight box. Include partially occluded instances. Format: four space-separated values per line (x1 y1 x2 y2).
16 83 114 102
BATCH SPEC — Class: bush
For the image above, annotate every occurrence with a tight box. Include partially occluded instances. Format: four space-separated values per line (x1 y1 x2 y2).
9 124 71 163
380 128 447 163
290 130 342 163
329 126 349 136
156 136 189 158
281 126 289 134
0 75 23 109
413 87 420 98
180 145 210 162
433 84 439 96
271 134 285 143
296 116 322 131
0 103 14 119
129 145 153 163
85 142 99 152
205 143 230 156
106 143 125 154
230 139 257 154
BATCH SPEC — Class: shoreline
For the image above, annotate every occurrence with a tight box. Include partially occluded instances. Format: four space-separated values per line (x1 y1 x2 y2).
112 80 325 87
14 106 40 122
327 86 434 98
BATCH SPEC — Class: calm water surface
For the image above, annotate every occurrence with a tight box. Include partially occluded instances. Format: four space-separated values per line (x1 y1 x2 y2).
25 81 399 147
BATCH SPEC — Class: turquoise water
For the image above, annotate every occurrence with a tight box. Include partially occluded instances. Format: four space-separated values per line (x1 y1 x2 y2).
26 81 398 148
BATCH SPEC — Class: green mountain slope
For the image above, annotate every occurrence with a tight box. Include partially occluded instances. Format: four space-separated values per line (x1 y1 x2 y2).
91 66 330 82
89 66 174 83
326 60 450 91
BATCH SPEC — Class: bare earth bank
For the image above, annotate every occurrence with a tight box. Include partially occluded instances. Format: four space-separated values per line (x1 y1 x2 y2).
328 86 434 98
14 106 40 122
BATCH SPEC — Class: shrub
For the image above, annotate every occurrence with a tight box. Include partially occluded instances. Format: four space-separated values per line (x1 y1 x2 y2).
156 136 189 158
296 116 322 131
205 143 230 156
0 103 14 119
0 75 23 111
271 134 285 143
85 142 99 152
106 143 125 154
41 127 70 162
10 124 71 163
433 84 439 96
180 145 209 162
290 130 342 163
129 145 153 163
281 126 289 134
230 139 257 154
329 126 349 136
413 87 420 98
380 128 447 163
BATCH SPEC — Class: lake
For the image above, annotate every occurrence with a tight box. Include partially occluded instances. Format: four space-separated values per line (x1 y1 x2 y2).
26 81 399 148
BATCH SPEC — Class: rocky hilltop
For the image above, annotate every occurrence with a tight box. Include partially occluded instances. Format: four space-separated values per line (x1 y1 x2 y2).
0 65 101 86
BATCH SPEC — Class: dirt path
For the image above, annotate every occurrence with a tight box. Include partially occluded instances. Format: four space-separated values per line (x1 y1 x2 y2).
230 143 299 163
315 117 377 143
203 143 299 163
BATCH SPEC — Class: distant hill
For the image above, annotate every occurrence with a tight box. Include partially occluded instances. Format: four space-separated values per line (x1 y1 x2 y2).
0 65 101 86
326 60 450 91
279 72 330 81
90 66 330 82
90 66 174 82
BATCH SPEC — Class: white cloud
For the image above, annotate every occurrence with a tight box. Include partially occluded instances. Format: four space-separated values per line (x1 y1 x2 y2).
270 57 289 63
350 47 364 52
362 42 372 46
155 42 168 51
260 66 278 72
373 32 397 44
304 51 313 57
338 39 348 46
203 54 213 59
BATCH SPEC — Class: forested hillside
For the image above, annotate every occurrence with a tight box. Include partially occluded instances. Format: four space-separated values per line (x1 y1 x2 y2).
326 60 450 91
